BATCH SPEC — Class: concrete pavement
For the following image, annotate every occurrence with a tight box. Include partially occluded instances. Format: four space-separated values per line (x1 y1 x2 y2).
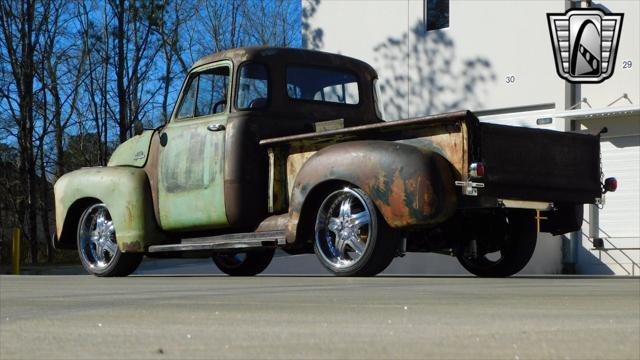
1 275 639 359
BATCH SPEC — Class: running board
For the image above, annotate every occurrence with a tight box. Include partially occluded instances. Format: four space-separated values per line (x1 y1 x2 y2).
147 230 286 253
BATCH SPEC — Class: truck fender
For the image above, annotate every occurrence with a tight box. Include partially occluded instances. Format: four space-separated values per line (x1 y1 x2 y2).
107 129 155 167
54 166 164 252
287 140 457 243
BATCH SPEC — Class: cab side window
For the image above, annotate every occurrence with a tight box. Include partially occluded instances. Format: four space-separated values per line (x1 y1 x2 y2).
176 66 230 119
236 63 269 110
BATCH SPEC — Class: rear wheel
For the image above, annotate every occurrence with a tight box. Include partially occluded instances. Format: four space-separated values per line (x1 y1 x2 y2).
456 210 537 277
77 203 143 277
314 186 397 276
212 249 275 276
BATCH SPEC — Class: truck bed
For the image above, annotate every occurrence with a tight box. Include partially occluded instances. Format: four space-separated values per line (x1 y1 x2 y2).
260 111 602 209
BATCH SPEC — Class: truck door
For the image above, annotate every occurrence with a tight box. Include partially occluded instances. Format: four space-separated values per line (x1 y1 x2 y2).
157 61 231 231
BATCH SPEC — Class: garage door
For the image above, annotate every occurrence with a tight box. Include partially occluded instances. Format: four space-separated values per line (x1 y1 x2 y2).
599 135 640 239
581 133 640 275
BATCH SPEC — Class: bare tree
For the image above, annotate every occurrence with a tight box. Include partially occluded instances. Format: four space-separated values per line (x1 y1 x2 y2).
40 1 88 177
0 0 52 263
0 0 302 263
156 0 193 122
244 0 298 47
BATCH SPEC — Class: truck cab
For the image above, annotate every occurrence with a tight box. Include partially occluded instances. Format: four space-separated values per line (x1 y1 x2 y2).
144 47 383 232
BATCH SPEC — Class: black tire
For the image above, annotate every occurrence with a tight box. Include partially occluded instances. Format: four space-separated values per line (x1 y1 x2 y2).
212 249 275 276
313 186 398 276
77 203 143 277
456 210 537 277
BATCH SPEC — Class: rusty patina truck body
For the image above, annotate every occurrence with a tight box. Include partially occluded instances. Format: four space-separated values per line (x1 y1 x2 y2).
53 47 614 277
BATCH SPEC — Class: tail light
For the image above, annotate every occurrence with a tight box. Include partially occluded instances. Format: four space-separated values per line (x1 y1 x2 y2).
469 162 485 178
603 177 617 193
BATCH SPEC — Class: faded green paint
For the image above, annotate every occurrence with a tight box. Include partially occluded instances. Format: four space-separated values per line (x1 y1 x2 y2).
107 130 155 167
156 61 230 231
54 167 165 252
157 117 228 230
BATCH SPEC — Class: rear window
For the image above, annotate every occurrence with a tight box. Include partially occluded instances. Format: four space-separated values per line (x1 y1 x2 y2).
286 66 359 105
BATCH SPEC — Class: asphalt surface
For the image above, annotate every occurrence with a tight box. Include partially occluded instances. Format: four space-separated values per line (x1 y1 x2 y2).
1 275 639 360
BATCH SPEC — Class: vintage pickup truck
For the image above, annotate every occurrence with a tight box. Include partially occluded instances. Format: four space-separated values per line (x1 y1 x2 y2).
53 47 616 277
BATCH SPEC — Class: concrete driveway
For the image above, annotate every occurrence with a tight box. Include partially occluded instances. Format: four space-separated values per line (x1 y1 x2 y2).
1 275 638 359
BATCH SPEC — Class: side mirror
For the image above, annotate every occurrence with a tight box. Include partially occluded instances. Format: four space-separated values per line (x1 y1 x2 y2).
133 121 144 136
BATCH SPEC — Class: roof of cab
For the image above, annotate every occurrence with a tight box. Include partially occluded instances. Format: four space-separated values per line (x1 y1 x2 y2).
189 46 377 77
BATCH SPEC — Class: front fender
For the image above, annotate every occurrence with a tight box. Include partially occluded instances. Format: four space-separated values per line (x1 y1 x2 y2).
287 140 457 243
54 166 164 252
107 130 155 167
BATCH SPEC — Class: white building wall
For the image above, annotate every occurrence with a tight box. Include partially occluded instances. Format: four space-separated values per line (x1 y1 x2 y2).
581 2 640 109
303 0 640 275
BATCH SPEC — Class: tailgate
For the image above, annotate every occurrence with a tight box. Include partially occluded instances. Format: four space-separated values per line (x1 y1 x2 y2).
479 123 601 204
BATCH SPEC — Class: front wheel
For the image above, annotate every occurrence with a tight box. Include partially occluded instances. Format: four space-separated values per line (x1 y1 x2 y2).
314 186 397 276
77 203 143 277
456 210 537 277
212 249 275 276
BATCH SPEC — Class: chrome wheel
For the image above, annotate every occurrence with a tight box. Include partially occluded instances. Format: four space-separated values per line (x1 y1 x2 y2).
78 203 118 272
315 187 375 269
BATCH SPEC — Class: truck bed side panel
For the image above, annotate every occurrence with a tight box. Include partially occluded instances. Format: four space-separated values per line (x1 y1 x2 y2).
262 111 475 216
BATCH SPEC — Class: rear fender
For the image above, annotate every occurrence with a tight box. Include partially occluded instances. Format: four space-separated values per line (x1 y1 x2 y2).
54 166 165 252
287 140 457 243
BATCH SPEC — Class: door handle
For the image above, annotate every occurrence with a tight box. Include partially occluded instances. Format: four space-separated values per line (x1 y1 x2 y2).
207 123 225 132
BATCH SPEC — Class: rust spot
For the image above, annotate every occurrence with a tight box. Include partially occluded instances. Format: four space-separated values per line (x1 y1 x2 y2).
121 241 143 252
420 178 435 214
287 151 316 196
377 170 411 226
286 210 301 243
125 206 134 225
376 172 387 190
